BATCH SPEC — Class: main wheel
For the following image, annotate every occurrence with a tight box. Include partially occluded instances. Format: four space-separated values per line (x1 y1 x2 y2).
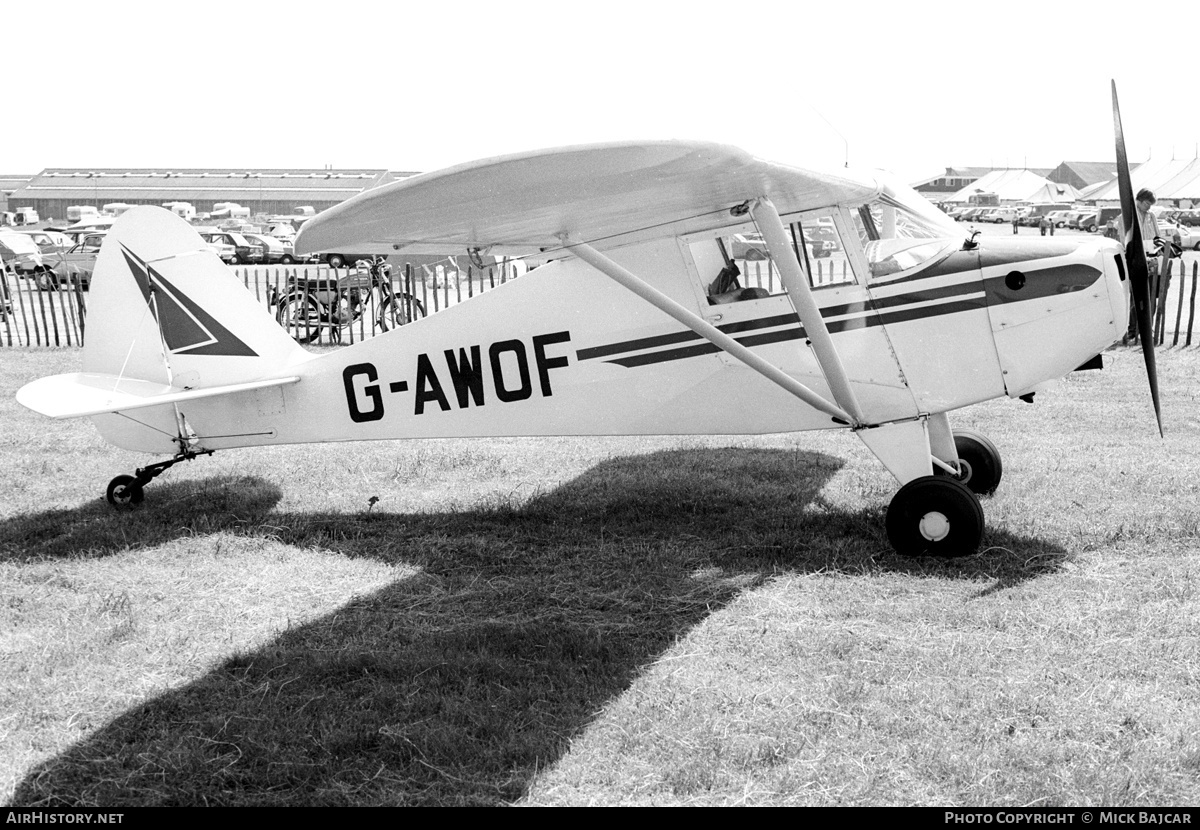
106 475 145 508
276 294 322 343
378 294 426 331
935 429 1003 495
885 476 984 558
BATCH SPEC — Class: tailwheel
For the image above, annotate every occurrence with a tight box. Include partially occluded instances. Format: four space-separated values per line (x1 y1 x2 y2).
103 448 213 510
886 476 984 558
935 429 1003 495
106 475 145 508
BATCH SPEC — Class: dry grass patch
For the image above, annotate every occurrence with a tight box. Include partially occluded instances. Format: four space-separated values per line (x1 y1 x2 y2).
1 346 1199 805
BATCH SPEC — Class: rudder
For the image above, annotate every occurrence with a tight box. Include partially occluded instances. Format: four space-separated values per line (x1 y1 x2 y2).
84 206 306 389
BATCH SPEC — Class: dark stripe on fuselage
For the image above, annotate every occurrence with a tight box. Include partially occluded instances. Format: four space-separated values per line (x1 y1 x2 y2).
583 260 1102 369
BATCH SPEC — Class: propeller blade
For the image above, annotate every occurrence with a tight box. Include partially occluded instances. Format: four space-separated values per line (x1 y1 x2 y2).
1112 80 1163 436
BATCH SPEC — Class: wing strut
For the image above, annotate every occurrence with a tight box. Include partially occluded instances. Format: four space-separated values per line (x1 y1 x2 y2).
749 198 866 426
562 237 853 423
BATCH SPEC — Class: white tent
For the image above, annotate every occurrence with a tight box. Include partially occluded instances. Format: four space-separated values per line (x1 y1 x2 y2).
943 169 1060 203
1024 181 1080 203
1086 158 1200 205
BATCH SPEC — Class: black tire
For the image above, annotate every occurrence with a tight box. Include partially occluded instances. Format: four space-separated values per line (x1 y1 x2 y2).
106 475 145 508
934 429 1003 495
327 254 346 269
885 476 984 558
276 293 322 343
281 255 295 264
36 272 55 291
378 294 426 331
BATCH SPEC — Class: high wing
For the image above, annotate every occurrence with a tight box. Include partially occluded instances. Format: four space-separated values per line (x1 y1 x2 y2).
294 140 881 258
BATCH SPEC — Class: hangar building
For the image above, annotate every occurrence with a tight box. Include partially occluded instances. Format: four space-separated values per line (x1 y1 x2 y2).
8 168 418 222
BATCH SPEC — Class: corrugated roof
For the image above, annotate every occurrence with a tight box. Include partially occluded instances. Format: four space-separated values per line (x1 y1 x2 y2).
1053 161 1117 187
0 175 33 192
10 168 418 201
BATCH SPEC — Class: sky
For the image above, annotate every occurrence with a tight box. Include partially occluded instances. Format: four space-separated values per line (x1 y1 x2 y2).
8 1 1200 184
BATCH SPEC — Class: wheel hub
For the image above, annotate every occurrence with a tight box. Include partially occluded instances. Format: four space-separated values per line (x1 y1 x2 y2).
919 511 951 542
956 459 974 484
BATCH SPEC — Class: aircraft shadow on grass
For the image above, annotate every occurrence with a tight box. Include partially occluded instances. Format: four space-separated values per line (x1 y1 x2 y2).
7 446 1066 806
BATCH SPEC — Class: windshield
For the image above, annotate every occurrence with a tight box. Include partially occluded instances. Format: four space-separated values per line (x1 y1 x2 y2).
851 179 965 278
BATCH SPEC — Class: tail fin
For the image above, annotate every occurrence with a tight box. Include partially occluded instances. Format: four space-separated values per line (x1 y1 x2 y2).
83 205 306 388
17 207 307 452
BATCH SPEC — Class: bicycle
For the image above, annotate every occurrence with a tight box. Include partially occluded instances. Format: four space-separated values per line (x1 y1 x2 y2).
275 257 426 344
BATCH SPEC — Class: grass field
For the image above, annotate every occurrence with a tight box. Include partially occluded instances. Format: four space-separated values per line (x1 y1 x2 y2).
3 345 1200 806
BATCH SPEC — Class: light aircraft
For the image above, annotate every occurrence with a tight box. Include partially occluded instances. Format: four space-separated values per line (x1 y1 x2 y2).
15 84 1161 558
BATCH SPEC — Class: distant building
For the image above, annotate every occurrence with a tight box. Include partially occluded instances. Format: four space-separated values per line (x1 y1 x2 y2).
0 175 34 214
912 167 998 197
942 169 1072 204
9 168 420 223
1046 161 1117 191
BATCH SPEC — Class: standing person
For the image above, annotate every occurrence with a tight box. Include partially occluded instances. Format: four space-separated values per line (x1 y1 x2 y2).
1117 188 1162 247
1039 214 1049 236
1012 213 1019 235
1118 189 1165 344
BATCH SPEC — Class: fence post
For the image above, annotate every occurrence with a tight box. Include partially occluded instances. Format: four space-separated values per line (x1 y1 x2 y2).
1188 261 1198 347
34 284 50 346
0 273 12 346
13 273 33 346
1174 257 1185 347
58 284 75 347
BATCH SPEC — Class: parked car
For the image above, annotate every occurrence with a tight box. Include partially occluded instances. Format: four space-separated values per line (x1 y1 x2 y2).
982 206 1021 224
241 232 286 264
0 231 53 282
16 230 72 254
45 232 108 289
1045 209 1078 228
318 251 381 269
203 237 238 264
242 232 314 265
1018 203 1072 227
728 233 768 261
197 230 263 265
1068 211 1100 233
1157 220 1200 251
1181 210 1200 227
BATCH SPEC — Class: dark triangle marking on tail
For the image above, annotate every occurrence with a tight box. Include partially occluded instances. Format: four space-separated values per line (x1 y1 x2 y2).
121 245 258 358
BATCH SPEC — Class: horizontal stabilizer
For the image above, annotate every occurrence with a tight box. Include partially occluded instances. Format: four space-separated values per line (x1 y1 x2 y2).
17 372 299 420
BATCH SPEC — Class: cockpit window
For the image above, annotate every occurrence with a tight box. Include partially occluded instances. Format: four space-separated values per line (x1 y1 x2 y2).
686 211 858 305
852 183 964 279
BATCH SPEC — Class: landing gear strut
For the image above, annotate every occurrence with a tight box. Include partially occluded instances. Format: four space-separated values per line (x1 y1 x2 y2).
105 448 214 508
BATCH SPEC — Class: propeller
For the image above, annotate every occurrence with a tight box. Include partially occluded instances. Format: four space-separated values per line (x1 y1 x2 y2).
1112 80 1163 436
